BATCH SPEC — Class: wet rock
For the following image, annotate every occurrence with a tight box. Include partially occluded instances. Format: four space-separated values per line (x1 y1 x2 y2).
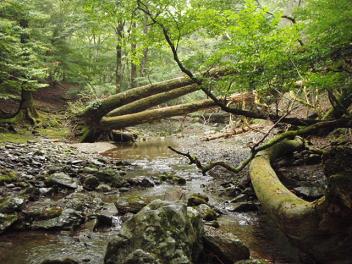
91 168 125 187
23 199 62 221
234 259 269 264
93 214 114 231
96 184 112 192
110 130 138 143
46 172 78 189
114 196 149 215
0 213 18 234
204 220 220 228
203 226 250 264
0 170 17 185
0 196 26 213
105 200 203 264
226 202 258 213
195 204 218 221
159 173 186 185
188 193 209 206
119 187 130 193
83 175 100 190
41 258 79 264
63 192 100 212
223 186 242 197
122 249 160 264
293 186 324 200
128 176 155 188
31 208 84 230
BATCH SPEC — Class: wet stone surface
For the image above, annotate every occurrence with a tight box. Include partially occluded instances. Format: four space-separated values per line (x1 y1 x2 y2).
0 127 323 264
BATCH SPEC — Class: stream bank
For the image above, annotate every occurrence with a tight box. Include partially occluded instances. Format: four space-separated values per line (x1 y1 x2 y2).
0 119 323 263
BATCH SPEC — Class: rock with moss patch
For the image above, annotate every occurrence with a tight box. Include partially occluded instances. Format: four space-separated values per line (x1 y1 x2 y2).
105 200 204 264
0 213 18 234
0 170 17 185
46 172 78 189
114 196 149 215
41 258 79 264
0 196 26 214
83 175 100 190
31 208 84 230
203 226 249 264
195 204 218 221
187 193 209 206
234 259 269 264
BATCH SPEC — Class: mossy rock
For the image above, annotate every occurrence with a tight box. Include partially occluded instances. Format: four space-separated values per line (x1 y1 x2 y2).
159 173 186 185
0 213 18 234
188 193 209 206
195 204 218 221
0 170 17 185
114 195 151 215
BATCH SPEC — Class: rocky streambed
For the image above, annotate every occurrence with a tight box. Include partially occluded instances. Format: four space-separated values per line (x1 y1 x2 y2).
0 127 323 263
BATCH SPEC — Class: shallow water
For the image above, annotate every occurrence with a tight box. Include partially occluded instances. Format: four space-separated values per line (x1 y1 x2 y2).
0 137 300 263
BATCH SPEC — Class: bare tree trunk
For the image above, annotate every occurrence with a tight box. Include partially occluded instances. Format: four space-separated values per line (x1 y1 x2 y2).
80 67 230 125
100 98 217 130
115 22 124 94
106 84 199 117
130 22 138 88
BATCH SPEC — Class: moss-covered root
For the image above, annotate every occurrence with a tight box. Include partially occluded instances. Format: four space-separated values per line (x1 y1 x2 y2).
249 138 352 263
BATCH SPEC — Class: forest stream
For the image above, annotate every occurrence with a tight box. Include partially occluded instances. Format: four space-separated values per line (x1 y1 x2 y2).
0 129 303 264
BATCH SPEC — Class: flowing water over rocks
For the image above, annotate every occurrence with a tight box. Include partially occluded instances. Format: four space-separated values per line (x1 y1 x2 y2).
0 128 306 263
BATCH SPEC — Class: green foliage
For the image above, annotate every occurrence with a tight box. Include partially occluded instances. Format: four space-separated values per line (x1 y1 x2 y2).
0 0 48 100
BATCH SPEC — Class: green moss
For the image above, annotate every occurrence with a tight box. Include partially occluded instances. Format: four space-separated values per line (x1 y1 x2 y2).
0 170 17 185
38 127 70 139
0 131 34 144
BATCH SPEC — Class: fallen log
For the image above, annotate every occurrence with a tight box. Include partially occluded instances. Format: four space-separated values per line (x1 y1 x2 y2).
100 93 254 130
249 138 352 263
100 98 217 130
80 68 231 124
106 84 199 117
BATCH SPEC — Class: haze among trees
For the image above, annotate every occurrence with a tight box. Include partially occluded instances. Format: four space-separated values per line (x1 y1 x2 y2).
0 0 352 263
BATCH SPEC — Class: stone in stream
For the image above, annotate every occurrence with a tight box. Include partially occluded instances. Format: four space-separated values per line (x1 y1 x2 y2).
31 208 84 230
195 204 218 221
114 196 149 215
82 175 100 190
234 259 269 264
0 213 18 234
109 130 138 143
105 200 204 264
41 258 79 264
187 193 209 206
0 196 26 214
202 226 250 264
45 172 78 189
225 202 258 213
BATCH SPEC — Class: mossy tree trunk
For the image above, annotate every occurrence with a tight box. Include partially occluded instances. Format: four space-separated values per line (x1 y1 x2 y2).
249 138 352 263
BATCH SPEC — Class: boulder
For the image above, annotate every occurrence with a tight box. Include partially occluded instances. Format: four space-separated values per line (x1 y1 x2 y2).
46 172 78 189
195 204 218 221
0 213 18 234
41 258 79 264
104 200 203 264
187 193 209 206
109 130 138 143
114 196 149 215
82 175 100 190
203 226 249 264
31 208 84 230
